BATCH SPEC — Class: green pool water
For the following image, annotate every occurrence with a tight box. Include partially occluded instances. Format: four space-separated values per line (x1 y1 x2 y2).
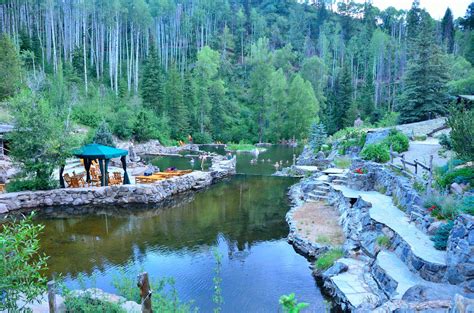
35 146 336 312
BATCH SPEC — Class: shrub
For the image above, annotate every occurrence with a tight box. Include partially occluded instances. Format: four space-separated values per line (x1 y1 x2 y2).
424 194 463 220
334 156 351 169
360 143 390 163
437 167 474 188
279 293 309 313
64 295 126 313
431 220 454 250
447 105 474 161
227 143 255 151
376 235 391 248
0 213 49 311
438 134 453 150
315 248 344 271
376 111 399 128
461 196 474 215
413 135 427 141
383 129 409 153
6 177 58 192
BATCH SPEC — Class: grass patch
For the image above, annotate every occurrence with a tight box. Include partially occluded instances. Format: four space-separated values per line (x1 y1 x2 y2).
226 143 256 151
64 294 126 313
315 248 344 271
376 235 391 248
316 235 331 245
413 135 427 141
334 156 351 169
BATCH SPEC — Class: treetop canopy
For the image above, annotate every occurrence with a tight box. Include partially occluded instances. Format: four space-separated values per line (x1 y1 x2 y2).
73 143 128 160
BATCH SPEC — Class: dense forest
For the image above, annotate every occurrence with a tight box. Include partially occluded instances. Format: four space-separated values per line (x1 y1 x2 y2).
0 0 473 144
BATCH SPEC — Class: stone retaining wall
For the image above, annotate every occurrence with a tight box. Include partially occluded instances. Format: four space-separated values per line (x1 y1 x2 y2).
0 156 236 216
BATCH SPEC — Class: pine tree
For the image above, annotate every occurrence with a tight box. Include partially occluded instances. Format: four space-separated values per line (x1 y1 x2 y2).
359 71 375 121
164 66 188 140
398 16 449 123
441 8 455 53
333 64 353 130
93 121 115 147
0 34 22 101
309 122 327 152
406 0 422 58
141 44 163 113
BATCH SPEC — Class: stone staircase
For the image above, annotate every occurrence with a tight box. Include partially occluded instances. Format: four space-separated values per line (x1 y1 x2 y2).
305 168 349 202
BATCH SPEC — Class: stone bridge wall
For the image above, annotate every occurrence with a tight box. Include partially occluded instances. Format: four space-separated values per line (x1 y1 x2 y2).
0 156 236 216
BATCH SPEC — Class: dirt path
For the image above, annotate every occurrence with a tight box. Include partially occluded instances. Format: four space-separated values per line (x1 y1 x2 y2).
393 138 452 170
292 201 344 246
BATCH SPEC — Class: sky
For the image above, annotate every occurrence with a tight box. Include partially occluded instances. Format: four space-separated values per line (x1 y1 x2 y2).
354 0 472 19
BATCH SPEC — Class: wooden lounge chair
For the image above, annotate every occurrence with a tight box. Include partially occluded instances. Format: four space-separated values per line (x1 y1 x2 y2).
109 172 122 186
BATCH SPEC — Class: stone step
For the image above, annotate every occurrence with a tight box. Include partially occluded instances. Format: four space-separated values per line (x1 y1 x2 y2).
372 251 424 299
316 175 330 182
332 185 447 282
329 258 382 310
323 168 348 175
315 185 331 191
328 173 347 178
309 190 328 196
332 179 347 185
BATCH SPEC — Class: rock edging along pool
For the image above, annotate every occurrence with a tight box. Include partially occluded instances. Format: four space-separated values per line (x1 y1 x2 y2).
0 156 236 216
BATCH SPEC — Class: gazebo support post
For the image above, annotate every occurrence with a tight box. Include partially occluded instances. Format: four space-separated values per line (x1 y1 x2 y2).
59 164 65 188
83 158 92 183
99 159 105 186
104 159 110 186
121 155 130 185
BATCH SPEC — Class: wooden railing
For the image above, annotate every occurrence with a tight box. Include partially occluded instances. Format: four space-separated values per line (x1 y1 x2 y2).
389 145 434 195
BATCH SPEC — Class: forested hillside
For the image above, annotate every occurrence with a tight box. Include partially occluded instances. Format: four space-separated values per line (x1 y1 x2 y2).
0 0 473 144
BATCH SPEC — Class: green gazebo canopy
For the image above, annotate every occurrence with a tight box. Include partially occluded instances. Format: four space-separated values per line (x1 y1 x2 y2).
69 143 130 187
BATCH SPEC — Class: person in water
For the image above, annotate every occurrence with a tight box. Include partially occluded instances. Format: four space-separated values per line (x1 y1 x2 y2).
144 164 155 176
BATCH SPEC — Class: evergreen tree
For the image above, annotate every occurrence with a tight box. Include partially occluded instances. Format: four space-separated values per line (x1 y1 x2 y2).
309 122 327 152
333 64 353 130
398 17 449 123
141 44 163 112
93 121 115 147
406 0 422 57
460 2 474 30
441 8 455 53
359 71 375 121
164 66 188 140
0 34 22 101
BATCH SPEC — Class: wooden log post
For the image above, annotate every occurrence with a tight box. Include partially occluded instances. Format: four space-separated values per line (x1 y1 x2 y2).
401 154 406 171
389 145 393 164
414 159 418 175
137 272 152 313
427 155 434 195
47 280 56 313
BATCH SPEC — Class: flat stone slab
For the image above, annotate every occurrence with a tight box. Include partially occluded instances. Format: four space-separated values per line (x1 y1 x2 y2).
294 165 319 172
316 175 329 181
323 168 347 174
376 251 423 299
332 185 446 266
331 258 379 308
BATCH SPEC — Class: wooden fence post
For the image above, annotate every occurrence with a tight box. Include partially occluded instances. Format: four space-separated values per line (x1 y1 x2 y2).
427 155 434 195
401 155 406 171
47 280 56 313
389 145 393 164
137 272 153 313
414 160 418 175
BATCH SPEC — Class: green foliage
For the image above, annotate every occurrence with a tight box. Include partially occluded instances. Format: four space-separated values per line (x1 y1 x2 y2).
92 121 115 147
413 135 427 141
0 34 22 101
6 178 58 192
383 129 409 153
376 235 391 248
227 143 255 151
192 131 212 144
113 274 196 313
424 193 464 220
412 180 426 193
438 133 453 150
309 122 327 152
334 156 351 169
436 167 474 188
141 44 164 112
0 213 48 311
8 90 77 190
279 293 309 313
360 143 390 163
447 106 474 161
212 249 223 313
431 220 454 250
64 294 126 313
315 248 344 271
398 15 449 123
